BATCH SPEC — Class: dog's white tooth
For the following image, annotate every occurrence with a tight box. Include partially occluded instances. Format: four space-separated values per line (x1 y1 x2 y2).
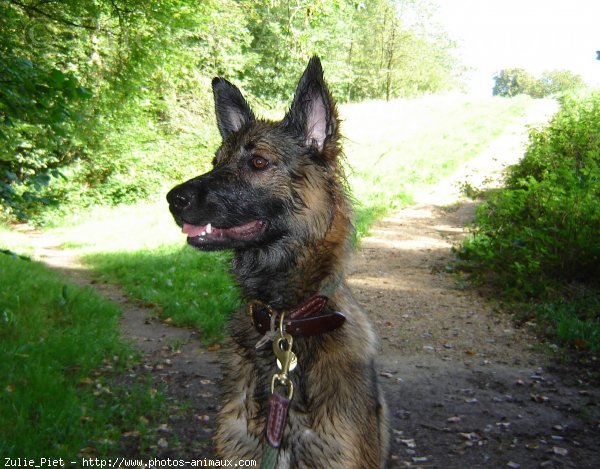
206 223 212 234
200 231 206 237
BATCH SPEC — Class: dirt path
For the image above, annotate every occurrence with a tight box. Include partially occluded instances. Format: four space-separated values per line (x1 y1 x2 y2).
28 98 600 467
348 99 600 468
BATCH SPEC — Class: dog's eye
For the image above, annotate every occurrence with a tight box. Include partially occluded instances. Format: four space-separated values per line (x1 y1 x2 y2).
250 156 269 170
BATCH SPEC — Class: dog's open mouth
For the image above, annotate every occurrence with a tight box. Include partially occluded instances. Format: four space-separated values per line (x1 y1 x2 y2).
182 220 266 247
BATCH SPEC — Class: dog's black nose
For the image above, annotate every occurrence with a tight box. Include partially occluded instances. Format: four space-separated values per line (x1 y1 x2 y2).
167 185 195 213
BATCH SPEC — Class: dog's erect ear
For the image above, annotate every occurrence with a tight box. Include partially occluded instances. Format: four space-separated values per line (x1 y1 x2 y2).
284 56 338 152
212 78 255 140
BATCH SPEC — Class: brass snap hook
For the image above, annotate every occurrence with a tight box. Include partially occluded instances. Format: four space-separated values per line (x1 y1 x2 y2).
271 373 294 400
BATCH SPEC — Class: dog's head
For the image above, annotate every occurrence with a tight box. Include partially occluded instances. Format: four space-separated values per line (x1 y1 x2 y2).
167 56 346 252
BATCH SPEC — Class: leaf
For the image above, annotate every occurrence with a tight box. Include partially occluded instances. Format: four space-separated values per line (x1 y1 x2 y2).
157 423 171 433
77 86 93 99
77 447 96 457
157 437 168 449
400 439 416 448
530 393 549 403
49 69 66 87
4 171 18 181
552 446 568 456
572 339 588 349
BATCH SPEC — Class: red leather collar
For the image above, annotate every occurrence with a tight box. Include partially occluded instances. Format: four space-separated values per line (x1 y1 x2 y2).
248 294 346 337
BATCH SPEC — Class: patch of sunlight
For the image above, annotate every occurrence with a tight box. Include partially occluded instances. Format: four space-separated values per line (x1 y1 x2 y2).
363 236 449 251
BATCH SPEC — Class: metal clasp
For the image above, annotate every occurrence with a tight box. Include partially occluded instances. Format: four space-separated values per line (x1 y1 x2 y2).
249 299 280 349
273 332 294 374
270 373 294 399
269 313 296 399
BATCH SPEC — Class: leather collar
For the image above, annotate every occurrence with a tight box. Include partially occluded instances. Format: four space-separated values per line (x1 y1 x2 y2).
247 294 346 337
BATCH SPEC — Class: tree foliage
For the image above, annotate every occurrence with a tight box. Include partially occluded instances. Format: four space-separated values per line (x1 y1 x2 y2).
493 68 587 98
0 0 461 221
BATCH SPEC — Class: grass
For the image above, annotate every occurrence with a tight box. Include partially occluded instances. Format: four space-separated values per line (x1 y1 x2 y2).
85 245 239 344
1 201 240 344
537 295 600 351
0 253 165 458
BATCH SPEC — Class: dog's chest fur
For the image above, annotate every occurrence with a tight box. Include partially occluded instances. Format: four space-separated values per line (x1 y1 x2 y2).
214 285 388 468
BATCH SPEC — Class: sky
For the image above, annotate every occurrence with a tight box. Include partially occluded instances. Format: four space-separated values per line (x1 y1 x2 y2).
436 0 600 95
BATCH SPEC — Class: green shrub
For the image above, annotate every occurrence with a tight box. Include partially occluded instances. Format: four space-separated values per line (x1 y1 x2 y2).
459 92 600 291
507 93 600 184
456 92 600 350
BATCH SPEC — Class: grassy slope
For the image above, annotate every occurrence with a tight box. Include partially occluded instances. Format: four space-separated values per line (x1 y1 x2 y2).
343 95 533 237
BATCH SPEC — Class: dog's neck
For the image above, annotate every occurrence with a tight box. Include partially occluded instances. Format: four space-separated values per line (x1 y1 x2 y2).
232 208 352 309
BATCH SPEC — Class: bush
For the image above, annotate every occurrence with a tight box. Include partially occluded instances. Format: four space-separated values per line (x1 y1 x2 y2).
459 92 600 292
456 92 600 350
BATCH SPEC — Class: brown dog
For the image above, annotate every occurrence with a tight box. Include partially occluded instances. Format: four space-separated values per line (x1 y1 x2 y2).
167 56 389 468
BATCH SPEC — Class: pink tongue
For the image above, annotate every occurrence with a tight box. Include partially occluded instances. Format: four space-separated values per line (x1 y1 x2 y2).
182 223 207 237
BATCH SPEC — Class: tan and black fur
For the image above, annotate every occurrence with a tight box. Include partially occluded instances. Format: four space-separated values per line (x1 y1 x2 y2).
167 57 389 468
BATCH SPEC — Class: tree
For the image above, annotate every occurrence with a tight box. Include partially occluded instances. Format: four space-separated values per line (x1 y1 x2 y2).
537 70 586 96
493 68 588 98
0 0 252 219
1 0 464 221
0 1 97 217
492 68 538 97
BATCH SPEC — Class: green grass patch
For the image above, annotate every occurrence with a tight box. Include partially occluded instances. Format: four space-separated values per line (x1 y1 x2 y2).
535 294 600 351
84 245 240 344
0 254 165 458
